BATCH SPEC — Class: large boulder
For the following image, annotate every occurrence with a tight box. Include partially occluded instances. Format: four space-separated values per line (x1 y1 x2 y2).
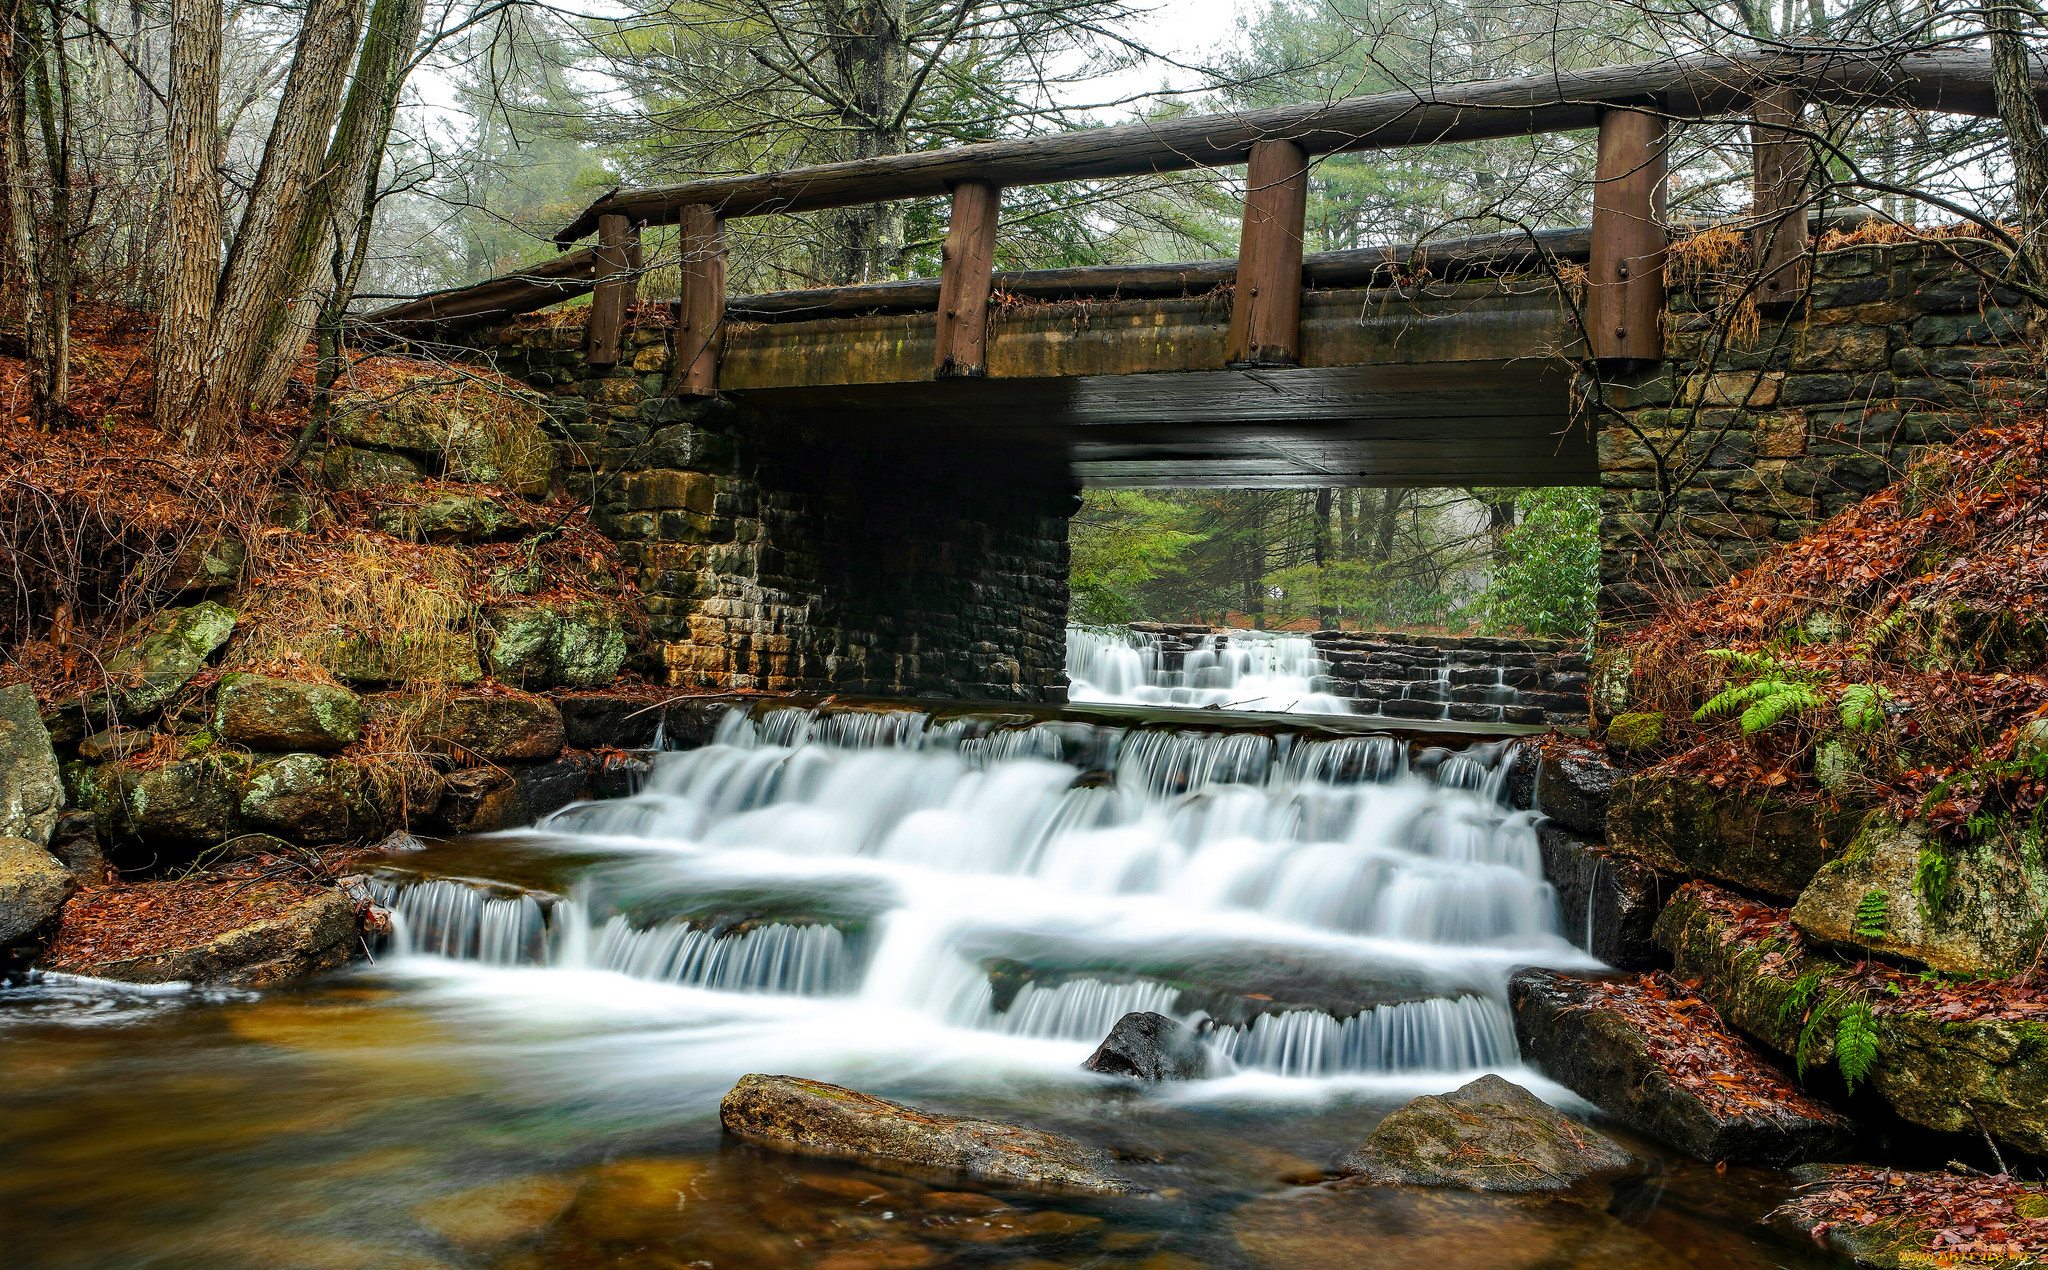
0 836 74 943
0 682 63 846
482 603 628 689
1607 769 1861 901
1792 813 2047 977
321 445 423 491
1536 747 1616 837
1657 881 2048 1156
1082 1010 1208 1081
1537 823 1669 968
214 674 364 751
98 758 240 851
311 631 483 686
43 885 358 986
238 754 351 843
1334 1074 1633 1195
719 1073 1134 1194
1508 968 1852 1166
419 691 565 762
372 492 525 544
102 601 236 716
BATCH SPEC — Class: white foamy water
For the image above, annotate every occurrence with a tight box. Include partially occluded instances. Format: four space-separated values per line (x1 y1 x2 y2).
368 705 1597 1095
1067 625 1354 714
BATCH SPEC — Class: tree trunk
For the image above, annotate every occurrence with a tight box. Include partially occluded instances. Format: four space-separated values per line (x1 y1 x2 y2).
819 0 909 283
182 0 364 450
151 0 221 438
0 0 49 425
1989 0 2048 286
25 0 69 417
246 0 426 411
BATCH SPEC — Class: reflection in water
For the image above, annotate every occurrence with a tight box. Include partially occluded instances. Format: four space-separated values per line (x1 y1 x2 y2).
0 706 1841 1269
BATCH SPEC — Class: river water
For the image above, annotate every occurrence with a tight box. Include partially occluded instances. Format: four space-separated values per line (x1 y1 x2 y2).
1066 626 1354 714
0 704 1845 1269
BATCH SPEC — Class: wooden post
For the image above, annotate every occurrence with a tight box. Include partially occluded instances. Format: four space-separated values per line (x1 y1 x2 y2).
1751 86 1810 304
934 181 1001 378
674 204 725 396
588 213 638 366
1226 139 1310 367
1587 108 1668 364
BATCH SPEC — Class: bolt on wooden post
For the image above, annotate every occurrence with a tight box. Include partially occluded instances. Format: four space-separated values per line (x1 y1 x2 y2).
1751 86 1810 304
673 204 726 396
1588 108 1668 365
587 213 640 367
934 180 1001 378
1226 139 1310 367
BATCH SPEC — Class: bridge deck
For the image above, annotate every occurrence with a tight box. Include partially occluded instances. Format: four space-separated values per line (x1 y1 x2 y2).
722 280 1593 487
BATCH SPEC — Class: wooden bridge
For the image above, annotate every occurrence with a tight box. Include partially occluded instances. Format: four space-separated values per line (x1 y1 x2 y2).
362 46 2043 488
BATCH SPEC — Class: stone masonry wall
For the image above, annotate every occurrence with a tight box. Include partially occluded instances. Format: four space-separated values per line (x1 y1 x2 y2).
469 317 1074 700
1596 237 2041 622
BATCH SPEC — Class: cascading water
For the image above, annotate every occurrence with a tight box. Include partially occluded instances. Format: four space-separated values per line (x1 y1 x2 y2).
368 704 1597 1087
1067 625 1353 714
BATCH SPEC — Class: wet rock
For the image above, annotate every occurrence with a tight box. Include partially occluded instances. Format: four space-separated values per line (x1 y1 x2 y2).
1334 1074 1632 1194
556 692 665 749
312 630 483 686
77 726 153 763
0 682 63 847
102 601 237 715
593 752 652 799
238 754 350 843
719 1073 1134 1194
45 811 103 882
1082 1010 1208 1081
434 768 519 836
418 691 564 762
1607 769 1860 901
100 758 240 852
214 674 364 751
161 534 247 593
1536 747 1616 837
1503 740 1539 810
1792 812 2046 976
46 888 359 986
513 752 594 823
1508 969 1852 1166
1603 711 1663 752
482 603 628 689
1537 823 1669 969
1658 881 2048 1156
0 836 74 943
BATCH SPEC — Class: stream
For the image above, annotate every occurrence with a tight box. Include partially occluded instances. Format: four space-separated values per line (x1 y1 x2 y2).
0 702 1849 1269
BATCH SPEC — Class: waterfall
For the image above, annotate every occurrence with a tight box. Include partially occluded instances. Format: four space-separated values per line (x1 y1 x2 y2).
1066 626 1352 714
374 701 1595 1084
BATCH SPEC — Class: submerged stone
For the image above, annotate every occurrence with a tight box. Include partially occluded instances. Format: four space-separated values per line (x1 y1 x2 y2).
1082 1010 1207 1080
0 682 63 847
1508 968 1852 1166
1334 1074 1632 1195
718 1073 1134 1194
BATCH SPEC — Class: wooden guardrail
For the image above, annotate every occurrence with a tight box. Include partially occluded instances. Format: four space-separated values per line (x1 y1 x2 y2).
371 47 2044 392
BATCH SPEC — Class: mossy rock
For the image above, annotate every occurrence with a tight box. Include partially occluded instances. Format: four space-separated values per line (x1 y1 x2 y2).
214 674 363 751
1791 813 2048 976
1604 711 1663 751
1335 1073 1634 1194
372 493 524 544
98 757 241 852
161 535 248 593
416 691 565 762
238 753 350 843
482 603 628 689
321 445 424 492
1607 768 1861 901
309 631 482 687
1657 882 2048 1156
103 601 237 716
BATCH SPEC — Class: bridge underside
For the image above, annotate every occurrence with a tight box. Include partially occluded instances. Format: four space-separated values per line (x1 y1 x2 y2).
719 282 1594 488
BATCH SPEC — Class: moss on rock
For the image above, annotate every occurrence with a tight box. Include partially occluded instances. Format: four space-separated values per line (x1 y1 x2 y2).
1608 769 1861 901
214 674 364 751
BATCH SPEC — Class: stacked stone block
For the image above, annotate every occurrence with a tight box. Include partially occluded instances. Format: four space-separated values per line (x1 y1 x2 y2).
474 318 1073 701
1596 238 2041 619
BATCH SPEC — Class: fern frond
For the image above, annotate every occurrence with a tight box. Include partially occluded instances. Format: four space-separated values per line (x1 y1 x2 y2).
1703 648 1792 676
1696 677 1789 720
1835 1002 1880 1095
1740 684 1825 733
1852 889 1890 941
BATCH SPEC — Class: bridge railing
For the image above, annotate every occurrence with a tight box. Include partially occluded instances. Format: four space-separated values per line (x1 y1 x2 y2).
374 46 2043 392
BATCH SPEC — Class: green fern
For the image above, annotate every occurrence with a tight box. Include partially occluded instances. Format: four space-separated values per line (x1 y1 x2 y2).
1835 1002 1880 1095
1852 889 1891 941
1741 683 1826 733
1914 847 1953 917
1701 648 1794 676
1838 683 1894 733
1693 649 1826 734
1795 989 1844 1077
1779 968 1824 1026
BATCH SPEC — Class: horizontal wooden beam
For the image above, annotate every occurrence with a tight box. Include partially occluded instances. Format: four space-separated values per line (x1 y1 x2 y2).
557 47 2043 243
353 248 600 337
728 226 1594 319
